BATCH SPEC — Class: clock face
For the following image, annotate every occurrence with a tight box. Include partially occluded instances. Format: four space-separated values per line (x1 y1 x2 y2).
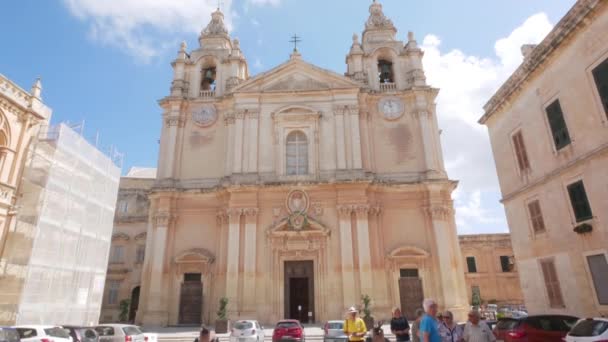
378 98 404 120
192 105 217 127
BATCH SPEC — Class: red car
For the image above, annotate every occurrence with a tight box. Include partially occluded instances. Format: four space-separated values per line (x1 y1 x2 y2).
493 315 578 341
272 320 305 342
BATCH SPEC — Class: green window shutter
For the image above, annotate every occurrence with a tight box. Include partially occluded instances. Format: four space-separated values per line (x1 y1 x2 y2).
545 100 571 150
466 256 477 273
567 181 593 222
592 58 608 117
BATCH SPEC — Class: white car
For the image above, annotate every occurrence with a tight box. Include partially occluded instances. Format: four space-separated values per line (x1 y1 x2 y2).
565 318 608 342
230 320 265 342
15 326 72 342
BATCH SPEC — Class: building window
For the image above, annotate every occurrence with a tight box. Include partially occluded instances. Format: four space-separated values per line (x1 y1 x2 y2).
527 200 546 233
512 131 530 172
378 59 394 83
540 259 565 308
567 180 593 222
107 281 120 305
117 200 128 213
592 57 608 117
466 256 477 273
109 245 124 264
586 254 608 305
184 273 202 282
399 269 419 278
135 245 145 264
286 131 308 176
545 100 571 150
471 286 481 306
500 256 512 272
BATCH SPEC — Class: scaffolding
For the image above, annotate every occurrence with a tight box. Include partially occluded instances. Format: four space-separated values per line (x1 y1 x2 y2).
0 123 120 325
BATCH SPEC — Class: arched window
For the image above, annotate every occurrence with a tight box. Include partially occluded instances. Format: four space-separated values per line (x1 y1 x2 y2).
378 59 394 83
201 66 217 91
286 131 308 176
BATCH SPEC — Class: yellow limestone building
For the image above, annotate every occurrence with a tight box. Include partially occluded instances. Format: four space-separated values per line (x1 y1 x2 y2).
138 1 469 326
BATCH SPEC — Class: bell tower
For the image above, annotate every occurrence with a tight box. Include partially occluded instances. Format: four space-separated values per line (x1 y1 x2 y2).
346 0 426 91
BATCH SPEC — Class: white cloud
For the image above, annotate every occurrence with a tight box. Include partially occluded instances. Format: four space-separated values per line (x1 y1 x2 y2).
421 13 553 233
253 58 264 70
251 18 260 27
63 0 236 61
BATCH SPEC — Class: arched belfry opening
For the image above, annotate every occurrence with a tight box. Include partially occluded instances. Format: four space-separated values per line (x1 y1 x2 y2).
378 59 394 83
201 66 217 91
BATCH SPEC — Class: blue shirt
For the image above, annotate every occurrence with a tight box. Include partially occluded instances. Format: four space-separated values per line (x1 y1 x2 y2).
419 314 441 342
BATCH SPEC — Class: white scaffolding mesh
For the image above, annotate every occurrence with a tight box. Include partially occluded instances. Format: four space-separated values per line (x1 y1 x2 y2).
0 124 120 325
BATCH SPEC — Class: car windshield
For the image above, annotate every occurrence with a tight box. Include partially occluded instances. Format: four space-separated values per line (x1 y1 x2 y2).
16 329 37 339
0 329 21 342
569 320 608 337
327 323 343 330
234 322 254 330
45 328 70 339
276 322 299 329
122 327 142 336
94 327 114 336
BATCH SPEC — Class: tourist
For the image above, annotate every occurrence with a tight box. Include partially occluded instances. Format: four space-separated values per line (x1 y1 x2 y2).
463 311 495 342
390 307 411 341
411 309 424 342
419 299 441 342
344 306 367 342
194 327 217 342
439 311 463 342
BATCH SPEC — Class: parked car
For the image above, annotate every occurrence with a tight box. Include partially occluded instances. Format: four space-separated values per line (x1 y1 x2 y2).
493 315 578 341
323 321 347 342
62 326 98 342
94 325 145 342
230 320 265 342
272 320 305 342
565 318 608 341
15 326 71 342
0 327 20 342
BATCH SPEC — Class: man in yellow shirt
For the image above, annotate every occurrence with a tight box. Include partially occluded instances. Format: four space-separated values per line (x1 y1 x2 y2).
344 306 368 342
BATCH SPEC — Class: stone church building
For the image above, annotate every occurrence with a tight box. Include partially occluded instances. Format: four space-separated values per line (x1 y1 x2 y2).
135 1 469 326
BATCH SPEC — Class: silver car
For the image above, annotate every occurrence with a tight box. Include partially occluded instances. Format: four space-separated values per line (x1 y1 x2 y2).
230 320 265 342
94 325 145 342
323 321 347 342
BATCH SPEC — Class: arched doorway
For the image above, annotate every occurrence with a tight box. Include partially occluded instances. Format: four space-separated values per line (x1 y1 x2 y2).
129 286 140 323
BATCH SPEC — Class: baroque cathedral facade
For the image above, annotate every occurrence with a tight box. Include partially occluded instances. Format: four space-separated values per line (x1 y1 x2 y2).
137 1 469 325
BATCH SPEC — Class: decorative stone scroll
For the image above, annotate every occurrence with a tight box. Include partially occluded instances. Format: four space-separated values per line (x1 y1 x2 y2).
165 116 185 128
425 205 453 221
154 211 173 226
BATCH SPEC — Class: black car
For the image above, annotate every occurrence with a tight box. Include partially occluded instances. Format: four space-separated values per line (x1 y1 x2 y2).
62 326 99 342
0 328 20 342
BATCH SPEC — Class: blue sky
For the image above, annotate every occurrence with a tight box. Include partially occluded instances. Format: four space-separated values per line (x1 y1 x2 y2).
0 0 576 234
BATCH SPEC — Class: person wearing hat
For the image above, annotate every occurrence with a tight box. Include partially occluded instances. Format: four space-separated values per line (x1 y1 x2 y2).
344 306 367 342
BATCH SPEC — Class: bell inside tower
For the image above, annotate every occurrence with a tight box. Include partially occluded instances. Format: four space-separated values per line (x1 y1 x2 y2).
201 67 217 91
378 60 394 83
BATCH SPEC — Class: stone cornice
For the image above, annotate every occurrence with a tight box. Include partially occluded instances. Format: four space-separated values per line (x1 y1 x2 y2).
480 0 601 124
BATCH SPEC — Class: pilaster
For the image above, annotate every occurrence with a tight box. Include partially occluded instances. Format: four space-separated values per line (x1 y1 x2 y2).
243 207 258 311
349 106 363 169
355 205 373 296
224 112 235 175
233 112 245 174
226 208 242 313
334 109 347 169
246 111 259 173
337 205 356 307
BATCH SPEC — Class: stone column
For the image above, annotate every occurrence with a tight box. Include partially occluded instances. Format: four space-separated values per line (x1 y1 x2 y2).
247 111 259 173
427 205 469 320
233 112 245 174
243 208 258 312
224 112 235 175
334 109 347 170
225 208 242 314
144 211 172 325
338 205 356 307
349 107 363 169
355 205 373 296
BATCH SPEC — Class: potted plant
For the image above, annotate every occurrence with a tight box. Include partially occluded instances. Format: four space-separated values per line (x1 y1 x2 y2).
215 297 230 334
361 294 374 331
119 299 131 323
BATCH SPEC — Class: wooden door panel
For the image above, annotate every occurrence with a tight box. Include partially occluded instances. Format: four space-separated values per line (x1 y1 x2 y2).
399 278 424 320
179 282 203 325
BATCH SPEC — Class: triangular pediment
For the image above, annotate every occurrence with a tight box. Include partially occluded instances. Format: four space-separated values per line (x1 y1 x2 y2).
266 215 330 237
233 57 361 93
